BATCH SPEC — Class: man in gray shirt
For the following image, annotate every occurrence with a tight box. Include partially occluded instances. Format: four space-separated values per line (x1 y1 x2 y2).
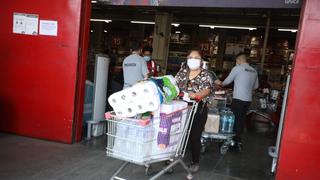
220 53 259 152
122 42 149 89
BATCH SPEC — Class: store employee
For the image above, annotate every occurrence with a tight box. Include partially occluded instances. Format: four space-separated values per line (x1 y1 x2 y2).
219 52 259 152
142 46 159 77
122 42 149 89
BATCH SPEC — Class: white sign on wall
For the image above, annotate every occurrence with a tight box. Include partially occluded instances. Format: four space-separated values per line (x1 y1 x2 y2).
39 20 58 36
13 13 39 35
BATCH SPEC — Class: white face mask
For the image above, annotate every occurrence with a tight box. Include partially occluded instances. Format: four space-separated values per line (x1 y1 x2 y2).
187 58 201 70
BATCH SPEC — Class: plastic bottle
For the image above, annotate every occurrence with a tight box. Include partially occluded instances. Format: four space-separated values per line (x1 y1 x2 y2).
227 111 235 133
226 111 232 133
220 110 228 133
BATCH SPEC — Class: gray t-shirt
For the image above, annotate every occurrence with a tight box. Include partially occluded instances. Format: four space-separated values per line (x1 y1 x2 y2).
122 53 149 88
222 63 259 102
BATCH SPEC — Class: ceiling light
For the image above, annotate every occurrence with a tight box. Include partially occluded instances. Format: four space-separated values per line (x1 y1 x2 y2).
278 29 298 33
104 30 107 33
131 21 180 27
91 0 97 3
90 19 112 23
90 30 93 33
199 25 213 28
172 23 180 27
131 21 155 25
175 31 181 34
199 24 256 30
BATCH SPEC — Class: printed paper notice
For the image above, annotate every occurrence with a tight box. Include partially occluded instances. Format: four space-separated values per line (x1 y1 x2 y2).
39 20 58 36
13 13 39 35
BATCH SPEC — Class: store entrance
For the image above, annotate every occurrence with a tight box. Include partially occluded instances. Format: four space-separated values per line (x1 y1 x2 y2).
82 2 300 179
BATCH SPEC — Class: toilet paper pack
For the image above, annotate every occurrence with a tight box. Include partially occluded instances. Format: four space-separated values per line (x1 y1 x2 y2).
150 101 188 159
108 81 161 117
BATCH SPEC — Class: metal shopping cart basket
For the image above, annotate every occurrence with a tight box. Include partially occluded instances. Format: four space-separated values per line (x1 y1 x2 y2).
201 95 235 155
105 99 199 180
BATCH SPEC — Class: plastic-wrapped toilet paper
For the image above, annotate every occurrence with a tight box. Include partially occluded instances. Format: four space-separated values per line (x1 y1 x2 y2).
163 75 180 96
108 80 162 117
150 101 188 159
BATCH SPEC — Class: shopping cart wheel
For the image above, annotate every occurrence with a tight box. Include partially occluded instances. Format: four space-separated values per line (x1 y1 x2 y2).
220 144 229 155
166 167 174 174
187 173 193 180
145 165 153 176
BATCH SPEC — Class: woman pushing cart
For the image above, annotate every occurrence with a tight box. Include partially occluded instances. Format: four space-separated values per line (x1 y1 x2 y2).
105 49 214 179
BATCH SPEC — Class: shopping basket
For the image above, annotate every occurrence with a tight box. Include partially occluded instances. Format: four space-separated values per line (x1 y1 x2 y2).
105 99 199 180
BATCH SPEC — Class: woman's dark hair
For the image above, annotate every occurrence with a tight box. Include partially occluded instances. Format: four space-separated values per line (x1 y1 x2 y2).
187 48 203 57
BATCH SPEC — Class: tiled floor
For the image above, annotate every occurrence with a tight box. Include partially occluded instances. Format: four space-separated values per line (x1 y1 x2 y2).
0 131 275 180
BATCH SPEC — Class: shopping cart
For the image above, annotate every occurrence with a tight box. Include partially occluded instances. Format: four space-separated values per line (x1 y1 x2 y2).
200 94 235 155
105 99 199 180
201 132 235 155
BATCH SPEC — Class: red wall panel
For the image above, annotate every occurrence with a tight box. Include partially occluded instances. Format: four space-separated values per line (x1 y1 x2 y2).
0 1 83 143
277 0 320 179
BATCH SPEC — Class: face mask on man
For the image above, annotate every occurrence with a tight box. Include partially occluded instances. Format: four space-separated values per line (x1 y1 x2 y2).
144 56 151 62
187 58 201 70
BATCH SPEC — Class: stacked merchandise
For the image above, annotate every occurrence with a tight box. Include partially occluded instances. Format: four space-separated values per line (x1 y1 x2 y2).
205 107 235 134
107 75 189 163
205 90 236 134
258 88 280 112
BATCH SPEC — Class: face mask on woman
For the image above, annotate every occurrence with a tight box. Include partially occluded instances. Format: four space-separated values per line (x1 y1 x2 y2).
144 56 151 62
187 58 201 70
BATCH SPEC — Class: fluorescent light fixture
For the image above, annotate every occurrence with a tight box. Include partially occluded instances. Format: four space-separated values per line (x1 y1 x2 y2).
278 28 298 33
199 24 256 30
90 19 112 23
104 30 108 33
131 21 155 25
91 0 97 3
199 25 213 28
175 31 181 34
172 23 180 27
131 21 180 27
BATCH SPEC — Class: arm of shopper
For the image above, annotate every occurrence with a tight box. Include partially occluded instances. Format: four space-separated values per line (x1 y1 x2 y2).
222 67 238 86
253 76 259 90
141 59 149 78
189 71 213 99
189 88 211 99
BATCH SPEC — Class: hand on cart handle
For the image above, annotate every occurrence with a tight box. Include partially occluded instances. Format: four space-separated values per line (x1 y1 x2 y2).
179 92 202 102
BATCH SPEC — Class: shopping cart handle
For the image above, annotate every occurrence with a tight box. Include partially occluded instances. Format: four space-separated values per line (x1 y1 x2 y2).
178 92 202 102
178 92 185 97
194 96 202 102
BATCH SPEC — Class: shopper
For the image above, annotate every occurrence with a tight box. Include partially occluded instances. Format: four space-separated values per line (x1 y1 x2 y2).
218 52 259 152
142 46 159 77
175 49 214 173
122 42 149 89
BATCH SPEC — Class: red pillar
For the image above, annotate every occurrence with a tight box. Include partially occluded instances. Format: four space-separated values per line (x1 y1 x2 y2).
276 0 320 179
